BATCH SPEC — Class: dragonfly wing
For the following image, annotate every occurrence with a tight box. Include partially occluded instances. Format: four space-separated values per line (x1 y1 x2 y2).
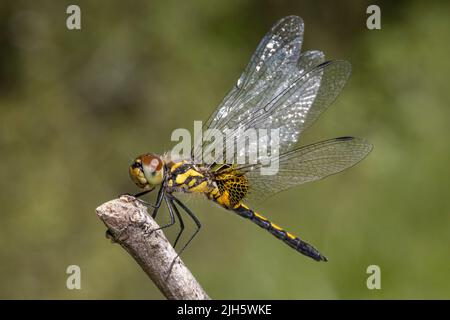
238 60 351 157
194 41 351 165
201 60 351 166
238 137 373 205
202 16 304 132
193 16 305 161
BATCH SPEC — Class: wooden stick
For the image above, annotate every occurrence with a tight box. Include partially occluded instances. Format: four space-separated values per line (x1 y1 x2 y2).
95 195 210 300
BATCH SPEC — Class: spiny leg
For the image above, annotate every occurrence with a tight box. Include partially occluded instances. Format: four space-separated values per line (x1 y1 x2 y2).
170 195 201 260
167 198 185 249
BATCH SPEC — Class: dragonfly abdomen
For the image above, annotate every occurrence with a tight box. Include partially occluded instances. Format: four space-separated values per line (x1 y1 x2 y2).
233 204 327 262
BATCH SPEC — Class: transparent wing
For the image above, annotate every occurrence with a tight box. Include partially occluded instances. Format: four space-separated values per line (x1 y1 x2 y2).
199 59 351 167
223 60 351 161
192 16 305 161
236 137 373 205
202 16 304 133
191 16 352 166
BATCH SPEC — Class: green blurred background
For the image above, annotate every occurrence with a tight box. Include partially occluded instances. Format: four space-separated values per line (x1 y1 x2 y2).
0 0 449 299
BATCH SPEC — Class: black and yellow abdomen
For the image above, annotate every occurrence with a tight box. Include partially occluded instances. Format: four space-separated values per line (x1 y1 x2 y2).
233 204 327 262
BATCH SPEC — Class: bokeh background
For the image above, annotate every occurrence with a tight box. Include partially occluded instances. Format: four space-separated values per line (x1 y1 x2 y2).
0 0 449 299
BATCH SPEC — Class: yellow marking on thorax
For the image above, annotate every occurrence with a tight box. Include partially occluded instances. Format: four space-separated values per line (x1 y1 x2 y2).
209 188 219 197
188 181 209 193
168 180 173 187
188 179 197 187
175 169 203 185
170 161 185 173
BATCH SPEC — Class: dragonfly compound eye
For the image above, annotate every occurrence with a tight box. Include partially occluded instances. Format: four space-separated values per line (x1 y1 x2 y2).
129 158 149 188
140 154 164 186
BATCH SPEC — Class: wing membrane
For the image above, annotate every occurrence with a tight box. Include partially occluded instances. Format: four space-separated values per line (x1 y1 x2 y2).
192 16 352 165
200 60 351 165
193 16 305 161
238 137 373 205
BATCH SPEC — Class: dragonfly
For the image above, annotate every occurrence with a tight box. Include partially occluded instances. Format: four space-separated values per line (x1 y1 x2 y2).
128 16 372 262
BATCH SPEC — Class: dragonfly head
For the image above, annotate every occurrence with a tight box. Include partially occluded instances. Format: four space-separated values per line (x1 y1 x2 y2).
129 154 164 189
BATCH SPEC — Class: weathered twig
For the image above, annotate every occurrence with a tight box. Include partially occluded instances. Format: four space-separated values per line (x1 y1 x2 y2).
95 195 210 300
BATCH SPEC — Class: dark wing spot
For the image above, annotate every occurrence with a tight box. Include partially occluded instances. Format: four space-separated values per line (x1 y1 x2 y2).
335 136 354 141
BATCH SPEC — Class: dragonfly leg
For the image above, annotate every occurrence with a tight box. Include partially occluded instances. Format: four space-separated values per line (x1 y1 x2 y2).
133 188 154 198
145 194 176 236
169 195 201 259
166 198 185 249
150 186 165 218
126 186 164 213
118 187 153 199
119 188 158 208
